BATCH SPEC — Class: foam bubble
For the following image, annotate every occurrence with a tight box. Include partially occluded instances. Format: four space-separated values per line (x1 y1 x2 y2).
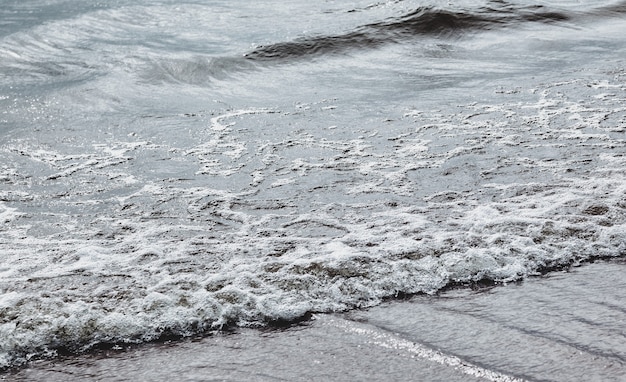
0 202 22 223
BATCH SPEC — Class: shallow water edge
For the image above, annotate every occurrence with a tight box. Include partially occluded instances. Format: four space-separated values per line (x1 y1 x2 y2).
3 258 625 381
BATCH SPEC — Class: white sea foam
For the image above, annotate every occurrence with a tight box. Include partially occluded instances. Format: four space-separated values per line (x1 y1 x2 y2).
2 79 624 366
0 203 22 223
1 0 625 370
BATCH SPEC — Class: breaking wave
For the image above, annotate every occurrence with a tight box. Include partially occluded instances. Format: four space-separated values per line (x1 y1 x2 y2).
1 0 625 372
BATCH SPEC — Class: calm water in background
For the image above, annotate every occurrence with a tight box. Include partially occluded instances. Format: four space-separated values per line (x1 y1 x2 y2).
1 0 625 372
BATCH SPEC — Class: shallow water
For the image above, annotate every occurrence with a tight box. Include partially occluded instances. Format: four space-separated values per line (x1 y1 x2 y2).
6 260 626 381
1 0 625 370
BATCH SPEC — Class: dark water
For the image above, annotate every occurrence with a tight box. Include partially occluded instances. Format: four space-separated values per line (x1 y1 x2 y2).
1 0 625 373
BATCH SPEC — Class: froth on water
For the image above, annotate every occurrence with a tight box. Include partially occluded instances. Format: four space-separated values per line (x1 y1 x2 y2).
0 0 625 371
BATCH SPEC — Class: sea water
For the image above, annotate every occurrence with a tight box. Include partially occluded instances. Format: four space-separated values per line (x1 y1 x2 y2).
0 0 625 370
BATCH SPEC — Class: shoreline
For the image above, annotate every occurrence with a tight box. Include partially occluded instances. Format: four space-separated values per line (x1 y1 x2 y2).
4 258 625 381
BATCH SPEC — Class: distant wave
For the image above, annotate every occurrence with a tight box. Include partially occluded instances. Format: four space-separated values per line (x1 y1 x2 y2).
244 2 625 61
243 5 566 61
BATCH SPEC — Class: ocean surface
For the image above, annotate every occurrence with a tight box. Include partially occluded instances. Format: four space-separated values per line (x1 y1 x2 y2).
1 0 625 373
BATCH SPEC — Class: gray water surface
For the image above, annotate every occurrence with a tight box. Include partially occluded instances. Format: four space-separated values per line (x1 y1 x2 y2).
1 0 625 371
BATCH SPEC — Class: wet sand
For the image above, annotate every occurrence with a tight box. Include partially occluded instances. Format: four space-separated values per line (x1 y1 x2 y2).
4 259 625 381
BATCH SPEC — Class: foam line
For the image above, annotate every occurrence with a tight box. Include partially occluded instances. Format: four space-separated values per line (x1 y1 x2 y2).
322 316 527 382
